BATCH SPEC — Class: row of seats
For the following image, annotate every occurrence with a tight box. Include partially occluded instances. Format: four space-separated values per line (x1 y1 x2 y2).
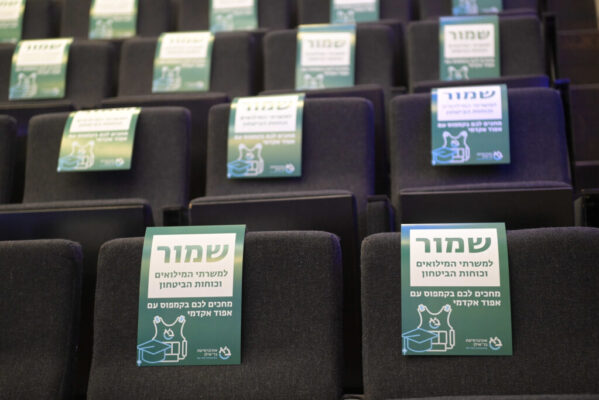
2 227 598 398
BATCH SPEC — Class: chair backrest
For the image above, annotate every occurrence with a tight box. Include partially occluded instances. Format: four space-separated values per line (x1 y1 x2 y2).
204 98 375 212
21 0 56 39
418 0 538 20
389 87 570 198
557 31 599 85
408 15 545 90
176 0 293 30
0 40 116 109
117 33 259 98
0 115 16 204
60 0 171 38
263 25 398 91
23 107 190 225
547 0 598 30
570 85 599 166
88 231 343 400
361 227 599 399
0 239 82 399
297 0 414 24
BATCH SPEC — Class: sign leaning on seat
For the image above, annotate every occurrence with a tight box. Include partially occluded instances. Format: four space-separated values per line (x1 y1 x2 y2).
452 0 503 16
0 0 25 43
9 38 73 100
440 15 500 81
137 225 246 366
330 0 379 24
401 223 512 356
210 0 258 32
89 0 138 39
57 107 141 172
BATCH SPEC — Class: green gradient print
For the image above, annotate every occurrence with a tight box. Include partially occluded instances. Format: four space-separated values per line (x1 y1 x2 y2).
89 0 138 39
227 93 305 179
296 24 356 89
137 225 246 366
452 0 503 15
9 38 72 100
152 32 214 93
431 84 510 166
440 15 500 81
0 0 25 43
331 0 379 23
401 223 512 356
209 0 257 32
57 107 140 172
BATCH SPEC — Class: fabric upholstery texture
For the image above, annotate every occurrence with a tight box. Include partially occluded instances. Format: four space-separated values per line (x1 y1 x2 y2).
547 0 598 30
557 31 599 85
0 115 16 203
87 232 343 400
22 0 55 39
0 239 82 399
361 227 599 399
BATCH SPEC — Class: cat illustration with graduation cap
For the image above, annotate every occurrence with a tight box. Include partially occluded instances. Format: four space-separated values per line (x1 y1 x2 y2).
432 131 471 165
58 141 95 171
227 143 265 177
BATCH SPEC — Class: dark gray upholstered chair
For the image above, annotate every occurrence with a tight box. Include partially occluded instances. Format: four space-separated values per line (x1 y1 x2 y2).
570 84 599 193
390 87 573 229
175 0 293 30
18 0 57 39
417 0 538 20
0 239 82 399
546 0 598 30
60 0 172 38
0 115 16 204
102 33 260 198
407 15 549 92
557 30 599 85
297 0 414 24
361 227 599 399
88 232 344 400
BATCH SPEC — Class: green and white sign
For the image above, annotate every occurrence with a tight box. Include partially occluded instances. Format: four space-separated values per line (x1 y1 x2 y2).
137 225 246 366
431 84 510 165
452 0 503 15
209 0 257 32
401 223 512 356
152 32 214 93
296 24 356 90
57 107 140 172
9 38 72 100
227 94 304 179
330 0 379 23
0 0 25 43
89 0 138 39
440 15 500 81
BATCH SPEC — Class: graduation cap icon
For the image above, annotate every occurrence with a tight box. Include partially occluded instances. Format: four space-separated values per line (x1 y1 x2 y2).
137 339 171 365
402 328 439 354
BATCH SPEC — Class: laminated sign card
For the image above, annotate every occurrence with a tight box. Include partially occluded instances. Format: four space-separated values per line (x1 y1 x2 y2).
431 84 510 165
137 225 246 366
0 0 25 43
57 108 140 172
152 32 214 93
210 0 258 32
330 0 379 24
440 15 500 81
227 94 304 178
9 38 72 100
296 24 356 90
89 0 138 39
401 223 512 356
452 0 503 15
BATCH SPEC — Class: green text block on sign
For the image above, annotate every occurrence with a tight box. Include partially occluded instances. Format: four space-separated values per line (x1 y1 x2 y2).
401 223 512 356
0 0 25 43
153 31 214 93
137 225 246 366
57 107 140 172
431 84 510 166
452 0 503 15
440 15 500 81
227 93 305 179
296 24 356 90
210 0 258 32
9 38 72 100
330 0 379 24
89 0 138 39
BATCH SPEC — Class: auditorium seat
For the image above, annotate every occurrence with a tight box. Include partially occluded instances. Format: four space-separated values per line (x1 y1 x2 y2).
407 15 549 92
296 0 414 24
569 84 599 193
19 0 57 39
557 30 599 84
0 115 16 204
102 33 260 198
390 87 573 228
546 0 598 31
0 239 82 399
417 0 538 20
361 227 599 399
87 231 344 400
